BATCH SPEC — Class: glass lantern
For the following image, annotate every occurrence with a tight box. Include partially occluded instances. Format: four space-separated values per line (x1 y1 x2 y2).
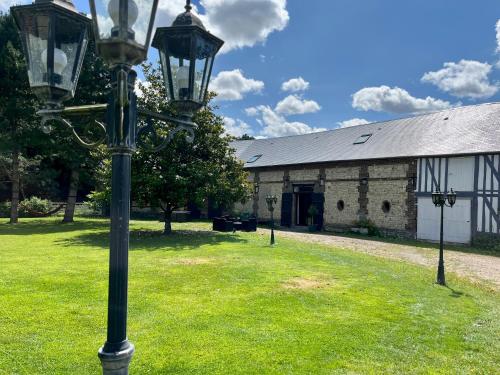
152 3 224 116
432 190 441 206
447 189 457 207
89 0 159 66
11 0 91 109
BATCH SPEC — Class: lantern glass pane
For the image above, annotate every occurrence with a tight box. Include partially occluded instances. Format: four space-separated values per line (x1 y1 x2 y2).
199 55 213 101
159 48 174 101
133 0 155 45
92 0 154 46
54 14 88 92
21 13 49 88
92 0 113 39
167 56 191 101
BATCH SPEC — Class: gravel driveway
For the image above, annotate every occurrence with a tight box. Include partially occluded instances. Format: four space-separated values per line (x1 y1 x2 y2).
261 229 500 290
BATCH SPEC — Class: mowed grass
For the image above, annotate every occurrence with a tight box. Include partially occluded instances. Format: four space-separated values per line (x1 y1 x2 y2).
0 219 499 374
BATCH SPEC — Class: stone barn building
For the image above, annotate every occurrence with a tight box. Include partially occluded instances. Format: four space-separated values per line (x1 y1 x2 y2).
231 102 500 244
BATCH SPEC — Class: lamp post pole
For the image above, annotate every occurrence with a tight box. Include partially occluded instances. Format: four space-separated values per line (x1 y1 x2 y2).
437 203 445 286
266 195 277 246
432 189 457 286
98 66 137 373
270 209 275 245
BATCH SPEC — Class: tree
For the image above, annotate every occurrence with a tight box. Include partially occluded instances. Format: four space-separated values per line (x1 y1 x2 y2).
131 64 250 234
52 40 111 223
0 12 40 223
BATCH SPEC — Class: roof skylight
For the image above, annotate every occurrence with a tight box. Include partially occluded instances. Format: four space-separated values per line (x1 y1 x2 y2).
354 134 372 145
247 154 263 163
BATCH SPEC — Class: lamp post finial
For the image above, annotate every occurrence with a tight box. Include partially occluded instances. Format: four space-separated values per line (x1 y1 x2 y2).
185 0 192 11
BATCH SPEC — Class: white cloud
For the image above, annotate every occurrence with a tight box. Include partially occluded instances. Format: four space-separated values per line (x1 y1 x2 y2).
281 77 310 92
421 60 498 99
223 117 252 137
337 118 370 128
250 105 326 138
245 107 260 116
496 19 500 53
275 95 321 115
352 85 452 114
209 69 264 101
200 0 289 53
155 0 289 53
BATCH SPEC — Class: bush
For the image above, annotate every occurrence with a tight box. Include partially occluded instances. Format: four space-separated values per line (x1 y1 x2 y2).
18 197 51 216
0 201 11 218
85 191 110 216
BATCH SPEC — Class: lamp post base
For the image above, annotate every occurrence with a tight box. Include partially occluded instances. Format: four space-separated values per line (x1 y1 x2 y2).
98 342 135 375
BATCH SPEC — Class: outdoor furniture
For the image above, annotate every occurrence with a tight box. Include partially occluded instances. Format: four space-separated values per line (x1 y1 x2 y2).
213 217 234 232
212 217 257 232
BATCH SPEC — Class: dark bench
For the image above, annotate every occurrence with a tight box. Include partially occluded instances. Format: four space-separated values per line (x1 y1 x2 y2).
213 217 257 232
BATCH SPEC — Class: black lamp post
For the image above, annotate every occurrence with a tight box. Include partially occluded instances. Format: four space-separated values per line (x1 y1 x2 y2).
11 0 223 373
431 188 457 286
266 195 278 246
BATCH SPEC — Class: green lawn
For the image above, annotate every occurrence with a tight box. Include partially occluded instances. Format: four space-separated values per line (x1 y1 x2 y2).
0 218 499 374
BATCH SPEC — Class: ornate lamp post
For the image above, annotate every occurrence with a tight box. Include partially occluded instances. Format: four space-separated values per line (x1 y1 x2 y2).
266 195 278 246
11 0 223 373
431 188 457 286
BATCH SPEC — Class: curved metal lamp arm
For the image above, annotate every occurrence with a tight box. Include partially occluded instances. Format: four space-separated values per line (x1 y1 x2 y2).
38 105 108 149
137 108 196 153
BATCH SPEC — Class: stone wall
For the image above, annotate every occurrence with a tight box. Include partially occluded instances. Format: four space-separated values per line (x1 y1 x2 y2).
367 180 408 230
289 168 320 181
366 163 412 231
257 183 283 221
244 158 417 237
324 181 359 227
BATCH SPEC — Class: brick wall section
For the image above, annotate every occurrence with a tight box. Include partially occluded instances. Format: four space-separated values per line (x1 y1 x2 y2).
366 162 414 232
289 168 320 181
406 160 418 233
259 170 284 182
359 165 369 220
257 183 283 221
246 158 417 236
325 166 360 180
324 181 359 226
367 180 409 230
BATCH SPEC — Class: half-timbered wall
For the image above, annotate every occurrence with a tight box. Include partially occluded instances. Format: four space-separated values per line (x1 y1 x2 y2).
477 154 500 234
416 155 500 236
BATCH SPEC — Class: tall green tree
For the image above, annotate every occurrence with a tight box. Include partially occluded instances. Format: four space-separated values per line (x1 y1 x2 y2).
131 64 250 234
0 12 40 223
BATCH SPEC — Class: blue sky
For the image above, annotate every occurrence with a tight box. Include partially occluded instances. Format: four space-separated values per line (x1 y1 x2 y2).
3 0 499 138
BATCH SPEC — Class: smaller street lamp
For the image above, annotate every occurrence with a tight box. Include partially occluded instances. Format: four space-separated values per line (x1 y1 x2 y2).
265 195 278 246
431 188 457 285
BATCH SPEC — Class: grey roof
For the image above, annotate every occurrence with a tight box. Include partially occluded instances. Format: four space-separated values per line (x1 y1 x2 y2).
231 102 500 168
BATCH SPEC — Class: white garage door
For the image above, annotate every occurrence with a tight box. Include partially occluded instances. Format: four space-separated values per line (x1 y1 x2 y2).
417 197 471 244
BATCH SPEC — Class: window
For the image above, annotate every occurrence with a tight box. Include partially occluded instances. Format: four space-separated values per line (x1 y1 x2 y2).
247 154 262 164
354 134 372 145
382 201 391 213
337 200 345 211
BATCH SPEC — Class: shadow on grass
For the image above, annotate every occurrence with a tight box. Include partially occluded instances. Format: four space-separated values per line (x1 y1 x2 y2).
446 286 466 298
268 226 500 257
56 228 248 251
0 219 110 235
